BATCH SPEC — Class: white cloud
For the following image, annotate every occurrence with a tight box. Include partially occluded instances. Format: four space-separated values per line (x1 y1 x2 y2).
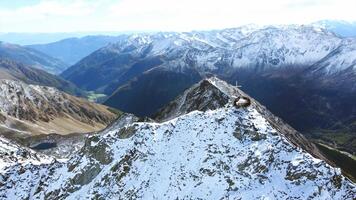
0 0 97 32
0 0 355 32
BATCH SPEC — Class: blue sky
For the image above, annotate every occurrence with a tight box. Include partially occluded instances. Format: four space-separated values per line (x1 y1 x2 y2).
0 0 355 33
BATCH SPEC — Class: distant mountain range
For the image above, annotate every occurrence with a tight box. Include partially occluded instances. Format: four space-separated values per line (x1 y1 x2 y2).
27 35 129 65
0 41 68 74
0 32 132 45
60 25 356 154
3 20 352 69
312 20 356 37
0 78 354 199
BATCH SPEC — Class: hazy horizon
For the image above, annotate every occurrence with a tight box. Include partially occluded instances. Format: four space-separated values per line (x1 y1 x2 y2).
0 0 355 33
0 20 355 34
1 19 355 45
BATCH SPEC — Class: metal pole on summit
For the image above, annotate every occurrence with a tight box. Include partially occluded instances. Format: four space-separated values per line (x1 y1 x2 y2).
235 80 241 88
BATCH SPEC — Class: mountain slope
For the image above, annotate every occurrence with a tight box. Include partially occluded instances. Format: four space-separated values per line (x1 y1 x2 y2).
0 78 354 199
0 58 84 96
28 35 127 65
104 66 202 116
0 41 68 74
236 38 356 152
0 80 117 144
306 38 356 90
60 35 161 93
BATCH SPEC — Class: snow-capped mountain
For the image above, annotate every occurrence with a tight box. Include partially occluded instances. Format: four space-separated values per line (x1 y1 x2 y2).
61 25 352 99
312 20 356 37
306 38 356 91
0 79 117 143
63 25 344 87
0 78 354 199
309 38 356 74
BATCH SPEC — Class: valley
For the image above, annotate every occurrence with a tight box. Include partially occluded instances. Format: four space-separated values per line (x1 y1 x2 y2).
315 143 356 182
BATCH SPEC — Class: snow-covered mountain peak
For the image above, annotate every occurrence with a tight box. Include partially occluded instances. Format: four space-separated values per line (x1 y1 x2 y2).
153 78 233 122
0 78 355 199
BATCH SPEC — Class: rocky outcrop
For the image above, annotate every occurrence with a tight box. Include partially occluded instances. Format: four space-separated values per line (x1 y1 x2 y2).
153 79 230 121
